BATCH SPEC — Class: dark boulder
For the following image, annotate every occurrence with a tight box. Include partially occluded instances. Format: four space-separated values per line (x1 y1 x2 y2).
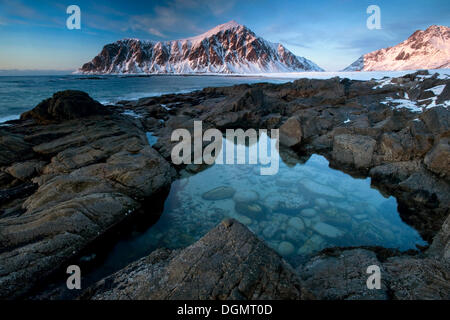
419 106 449 135
436 84 450 105
424 138 450 178
21 90 109 123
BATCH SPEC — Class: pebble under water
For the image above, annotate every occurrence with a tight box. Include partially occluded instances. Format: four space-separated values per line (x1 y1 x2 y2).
85 134 427 282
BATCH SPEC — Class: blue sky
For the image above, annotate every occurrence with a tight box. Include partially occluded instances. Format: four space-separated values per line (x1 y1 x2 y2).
0 0 448 71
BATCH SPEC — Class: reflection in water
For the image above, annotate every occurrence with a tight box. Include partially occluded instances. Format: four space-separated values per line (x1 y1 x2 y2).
89 133 426 279
146 132 158 146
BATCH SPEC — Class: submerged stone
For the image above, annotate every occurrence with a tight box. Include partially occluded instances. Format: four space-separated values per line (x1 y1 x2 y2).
233 190 259 203
286 227 307 243
313 222 344 238
201 186 236 200
278 241 295 256
235 201 265 219
262 224 278 239
300 208 317 217
279 193 309 211
315 198 328 208
297 235 326 255
235 214 252 225
301 180 344 198
288 217 305 231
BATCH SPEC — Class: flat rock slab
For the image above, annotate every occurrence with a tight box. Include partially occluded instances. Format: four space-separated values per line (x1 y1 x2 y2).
82 219 310 300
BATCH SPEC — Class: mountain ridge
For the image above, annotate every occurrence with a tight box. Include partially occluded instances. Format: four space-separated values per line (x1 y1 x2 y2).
344 25 450 71
79 21 324 74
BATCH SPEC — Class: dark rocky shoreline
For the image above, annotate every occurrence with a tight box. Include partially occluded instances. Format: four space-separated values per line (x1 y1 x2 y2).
0 71 448 299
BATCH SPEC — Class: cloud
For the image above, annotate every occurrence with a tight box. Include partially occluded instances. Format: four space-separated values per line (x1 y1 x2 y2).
205 0 237 16
0 0 65 28
1 0 41 20
84 0 237 38
147 28 166 38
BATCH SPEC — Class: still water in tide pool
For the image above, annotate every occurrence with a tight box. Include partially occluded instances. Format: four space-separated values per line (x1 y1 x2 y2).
86 135 426 281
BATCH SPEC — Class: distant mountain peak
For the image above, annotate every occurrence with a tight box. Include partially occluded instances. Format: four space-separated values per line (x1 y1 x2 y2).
344 25 450 71
183 20 245 43
79 21 323 74
203 20 244 33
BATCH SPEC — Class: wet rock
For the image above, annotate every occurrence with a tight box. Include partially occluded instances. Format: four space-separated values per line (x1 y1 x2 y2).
288 217 305 231
262 224 278 239
428 214 450 260
279 116 303 147
263 193 281 211
235 214 252 225
424 138 450 178
300 208 317 217
419 106 449 135
299 242 450 300
312 222 344 238
82 220 309 300
383 256 450 299
298 249 389 299
314 198 328 208
278 241 295 256
0 92 175 299
436 84 449 104
0 131 33 166
21 90 109 124
369 161 422 185
235 201 265 219
279 193 309 211
301 180 344 198
332 134 376 169
233 190 259 203
0 182 37 206
297 235 326 255
201 186 236 200
0 193 139 299
5 160 46 181
322 208 352 227
286 226 307 243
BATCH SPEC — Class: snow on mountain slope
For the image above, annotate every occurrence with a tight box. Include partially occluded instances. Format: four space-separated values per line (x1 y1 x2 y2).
79 21 323 74
344 25 450 71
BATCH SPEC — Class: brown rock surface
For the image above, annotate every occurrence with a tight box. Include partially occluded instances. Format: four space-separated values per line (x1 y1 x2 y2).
279 116 303 147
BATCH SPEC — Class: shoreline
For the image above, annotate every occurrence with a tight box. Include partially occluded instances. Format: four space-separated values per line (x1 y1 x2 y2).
1 69 449 124
2 68 449 79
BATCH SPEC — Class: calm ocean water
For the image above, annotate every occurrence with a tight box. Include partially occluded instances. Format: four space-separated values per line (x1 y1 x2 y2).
0 74 288 123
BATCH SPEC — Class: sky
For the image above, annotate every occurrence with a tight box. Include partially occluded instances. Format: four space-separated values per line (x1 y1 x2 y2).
0 0 448 72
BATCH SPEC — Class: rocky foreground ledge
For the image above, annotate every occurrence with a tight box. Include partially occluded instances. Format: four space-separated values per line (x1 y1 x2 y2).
0 71 449 299
80 217 449 300
81 219 310 300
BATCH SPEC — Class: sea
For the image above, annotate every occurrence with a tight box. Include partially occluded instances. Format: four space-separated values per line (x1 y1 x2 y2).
0 74 289 123
1 69 448 123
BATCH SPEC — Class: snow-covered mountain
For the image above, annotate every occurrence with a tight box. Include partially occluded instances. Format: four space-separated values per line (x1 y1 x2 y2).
79 21 323 74
344 25 450 71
